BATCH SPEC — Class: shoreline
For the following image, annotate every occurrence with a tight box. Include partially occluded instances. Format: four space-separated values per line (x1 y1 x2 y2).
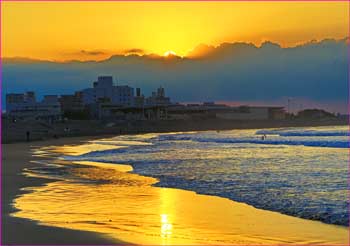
3 118 348 144
3 130 349 245
2 136 125 245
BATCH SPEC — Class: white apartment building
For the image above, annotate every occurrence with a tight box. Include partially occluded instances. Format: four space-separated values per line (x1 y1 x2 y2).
81 76 134 106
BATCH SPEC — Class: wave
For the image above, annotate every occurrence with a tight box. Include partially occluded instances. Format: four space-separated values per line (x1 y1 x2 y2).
256 129 350 137
158 134 349 148
195 138 350 148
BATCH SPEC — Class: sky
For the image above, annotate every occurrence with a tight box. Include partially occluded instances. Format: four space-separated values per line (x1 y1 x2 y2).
2 1 349 61
2 1 349 113
3 38 348 113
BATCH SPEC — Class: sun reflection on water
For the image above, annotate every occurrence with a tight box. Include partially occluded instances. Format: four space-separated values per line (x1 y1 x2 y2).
160 214 173 238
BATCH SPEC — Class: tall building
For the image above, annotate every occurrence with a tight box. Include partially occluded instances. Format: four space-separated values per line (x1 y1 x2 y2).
157 87 165 97
134 88 145 107
81 76 134 106
94 76 113 88
136 88 141 97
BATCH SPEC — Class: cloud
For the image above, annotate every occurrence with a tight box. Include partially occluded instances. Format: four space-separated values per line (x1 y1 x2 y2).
79 50 106 56
3 38 347 113
124 48 144 55
58 50 108 57
187 43 216 58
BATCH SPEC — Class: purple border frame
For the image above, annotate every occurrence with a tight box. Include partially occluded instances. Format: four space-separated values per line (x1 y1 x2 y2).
0 0 349 245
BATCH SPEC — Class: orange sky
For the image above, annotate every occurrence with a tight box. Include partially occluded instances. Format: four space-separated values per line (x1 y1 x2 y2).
2 1 348 61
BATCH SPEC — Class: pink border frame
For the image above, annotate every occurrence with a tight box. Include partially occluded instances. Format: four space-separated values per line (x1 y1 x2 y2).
0 0 349 2
0 0 349 245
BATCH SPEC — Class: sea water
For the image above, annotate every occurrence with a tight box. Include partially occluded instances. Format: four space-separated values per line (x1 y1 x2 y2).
65 125 349 226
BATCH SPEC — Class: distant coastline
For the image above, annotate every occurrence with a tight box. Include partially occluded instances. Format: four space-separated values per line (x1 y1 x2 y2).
3 118 348 144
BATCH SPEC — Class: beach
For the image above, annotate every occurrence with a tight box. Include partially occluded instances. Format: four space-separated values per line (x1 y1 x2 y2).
2 137 122 245
2 131 349 245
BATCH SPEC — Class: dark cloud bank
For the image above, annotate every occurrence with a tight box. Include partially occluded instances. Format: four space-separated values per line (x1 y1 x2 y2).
2 39 348 112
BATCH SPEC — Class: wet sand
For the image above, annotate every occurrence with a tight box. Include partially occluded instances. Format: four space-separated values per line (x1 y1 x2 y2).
2 137 123 245
3 135 350 245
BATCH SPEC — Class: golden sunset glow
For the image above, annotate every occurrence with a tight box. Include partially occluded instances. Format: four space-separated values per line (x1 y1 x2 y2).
2 1 348 61
164 51 177 57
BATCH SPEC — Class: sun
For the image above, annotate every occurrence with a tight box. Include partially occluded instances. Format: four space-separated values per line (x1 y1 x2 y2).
163 50 177 57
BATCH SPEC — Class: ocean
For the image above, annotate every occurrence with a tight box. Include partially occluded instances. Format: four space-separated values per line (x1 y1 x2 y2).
63 125 349 226
12 125 349 244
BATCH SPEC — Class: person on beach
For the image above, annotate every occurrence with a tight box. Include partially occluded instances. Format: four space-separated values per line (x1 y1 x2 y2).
26 131 30 142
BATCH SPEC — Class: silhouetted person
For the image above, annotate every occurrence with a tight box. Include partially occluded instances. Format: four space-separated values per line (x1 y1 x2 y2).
26 131 30 142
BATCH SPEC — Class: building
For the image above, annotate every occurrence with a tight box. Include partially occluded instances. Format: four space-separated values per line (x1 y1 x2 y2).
145 86 171 106
61 76 175 119
59 92 84 112
134 88 145 107
168 104 286 120
25 91 36 103
78 78 173 119
6 91 61 122
43 95 59 104
91 103 168 120
6 92 36 112
215 106 286 120
81 76 134 106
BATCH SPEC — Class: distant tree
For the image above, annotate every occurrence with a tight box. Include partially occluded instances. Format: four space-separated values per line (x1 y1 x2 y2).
296 109 336 119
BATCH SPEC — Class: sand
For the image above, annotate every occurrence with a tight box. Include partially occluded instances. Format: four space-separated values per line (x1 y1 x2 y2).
2 135 349 245
2 137 123 245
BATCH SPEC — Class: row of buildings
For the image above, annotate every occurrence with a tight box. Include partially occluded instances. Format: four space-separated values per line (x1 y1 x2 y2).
5 76 286 122
6 76 171 121
6 92 61 121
